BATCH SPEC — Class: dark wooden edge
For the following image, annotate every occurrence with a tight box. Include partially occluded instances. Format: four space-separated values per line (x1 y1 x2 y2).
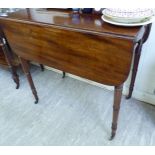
0 17 138 41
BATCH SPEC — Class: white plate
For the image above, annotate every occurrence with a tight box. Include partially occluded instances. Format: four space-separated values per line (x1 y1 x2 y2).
103 14 151 24
101 15 155 27
102 9 152 23
102 9 154 19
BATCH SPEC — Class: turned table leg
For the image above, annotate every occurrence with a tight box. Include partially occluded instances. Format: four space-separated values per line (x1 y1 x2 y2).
40 64 44 71
10 66 19 89
126 41 143 99
62 71 66 78
1 38 19 89
20 57 39 104
110 84 123 140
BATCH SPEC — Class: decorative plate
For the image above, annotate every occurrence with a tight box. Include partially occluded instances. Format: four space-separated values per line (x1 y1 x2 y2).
103 8 154 19
101 15 155 27
103 13 152 24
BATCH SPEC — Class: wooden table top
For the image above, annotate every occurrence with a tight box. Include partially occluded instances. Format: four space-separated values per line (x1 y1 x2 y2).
0 8 144 41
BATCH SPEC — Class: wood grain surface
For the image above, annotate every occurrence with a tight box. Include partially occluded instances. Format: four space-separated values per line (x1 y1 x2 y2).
0 19 135 86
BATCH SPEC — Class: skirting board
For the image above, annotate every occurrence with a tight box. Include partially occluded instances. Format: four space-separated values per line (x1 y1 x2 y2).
34 63 155 106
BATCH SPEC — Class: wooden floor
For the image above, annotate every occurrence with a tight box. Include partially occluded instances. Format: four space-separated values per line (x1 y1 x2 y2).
0 65 155 145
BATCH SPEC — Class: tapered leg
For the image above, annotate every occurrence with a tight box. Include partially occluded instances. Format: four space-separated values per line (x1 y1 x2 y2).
62 71 66 78
110 84 123 140
126 41 143 99
20 57 39 104
40 64 44 71
11 66 19 89
1 40 19 89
